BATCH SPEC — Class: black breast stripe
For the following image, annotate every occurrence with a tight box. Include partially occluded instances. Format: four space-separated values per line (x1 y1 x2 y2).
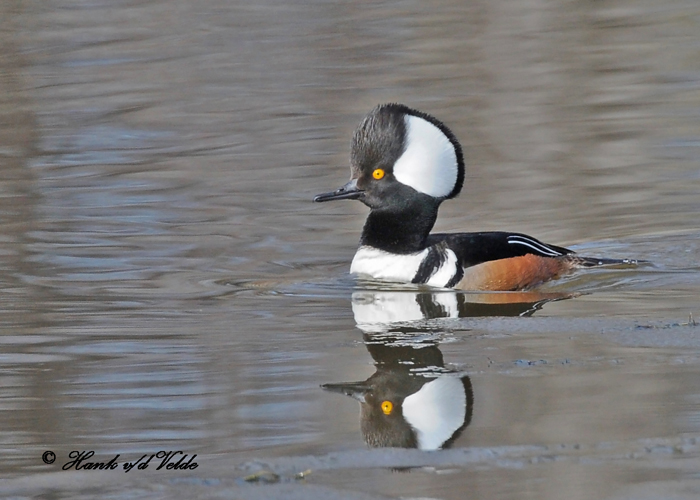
412 243 463 286
445 266 463 288
412 245 446 284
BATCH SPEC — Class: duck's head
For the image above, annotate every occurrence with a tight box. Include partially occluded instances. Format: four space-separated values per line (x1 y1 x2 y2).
314 104 465 211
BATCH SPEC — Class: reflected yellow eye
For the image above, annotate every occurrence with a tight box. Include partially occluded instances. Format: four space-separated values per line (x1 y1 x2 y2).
372 168 385 180
381 401 393 415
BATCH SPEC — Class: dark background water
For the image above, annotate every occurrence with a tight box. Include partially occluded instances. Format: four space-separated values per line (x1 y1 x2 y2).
1 1 700 498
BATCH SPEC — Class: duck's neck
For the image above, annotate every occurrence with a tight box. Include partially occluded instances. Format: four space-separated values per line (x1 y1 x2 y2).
360 205 439 254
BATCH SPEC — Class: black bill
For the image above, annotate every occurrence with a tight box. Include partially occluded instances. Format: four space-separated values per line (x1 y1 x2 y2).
313 178 363 202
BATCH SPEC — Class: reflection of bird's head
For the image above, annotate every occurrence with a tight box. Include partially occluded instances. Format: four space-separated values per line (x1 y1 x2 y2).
323 371 473 450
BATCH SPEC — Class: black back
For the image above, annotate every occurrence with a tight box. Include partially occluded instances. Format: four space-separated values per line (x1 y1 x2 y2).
427 231 573 268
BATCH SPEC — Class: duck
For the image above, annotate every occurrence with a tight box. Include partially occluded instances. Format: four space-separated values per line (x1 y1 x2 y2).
314 103 635 291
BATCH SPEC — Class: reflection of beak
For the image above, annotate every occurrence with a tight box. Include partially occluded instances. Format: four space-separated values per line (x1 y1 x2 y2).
313 178 363 202
321 381 371 403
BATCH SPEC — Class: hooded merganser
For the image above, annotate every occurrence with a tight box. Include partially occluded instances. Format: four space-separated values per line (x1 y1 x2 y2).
314 103 636 291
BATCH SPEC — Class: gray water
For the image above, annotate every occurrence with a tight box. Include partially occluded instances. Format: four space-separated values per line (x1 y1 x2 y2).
2 1 700 499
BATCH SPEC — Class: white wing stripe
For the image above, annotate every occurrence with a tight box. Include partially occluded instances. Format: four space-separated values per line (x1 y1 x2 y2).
507 236 563 257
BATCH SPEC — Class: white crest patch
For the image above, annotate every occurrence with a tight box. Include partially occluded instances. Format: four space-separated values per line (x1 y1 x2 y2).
393 114 458 198
402 376 467 450
350 246 427 283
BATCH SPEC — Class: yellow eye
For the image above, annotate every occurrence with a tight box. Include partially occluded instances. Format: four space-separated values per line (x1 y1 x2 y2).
372 168 385 180
381 401 393 415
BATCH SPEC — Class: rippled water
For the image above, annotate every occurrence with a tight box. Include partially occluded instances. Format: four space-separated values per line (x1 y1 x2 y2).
2 0 700 498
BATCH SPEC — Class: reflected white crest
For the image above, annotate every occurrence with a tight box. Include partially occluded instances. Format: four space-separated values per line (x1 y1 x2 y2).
402 376 467 450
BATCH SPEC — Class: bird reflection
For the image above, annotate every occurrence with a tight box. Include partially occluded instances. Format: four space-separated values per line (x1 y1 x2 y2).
323 288 570 449
352 287 571 323
324 331 473 449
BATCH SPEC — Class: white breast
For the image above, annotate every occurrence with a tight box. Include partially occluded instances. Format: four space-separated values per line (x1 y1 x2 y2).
350 246 427 283
350 246 460 288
